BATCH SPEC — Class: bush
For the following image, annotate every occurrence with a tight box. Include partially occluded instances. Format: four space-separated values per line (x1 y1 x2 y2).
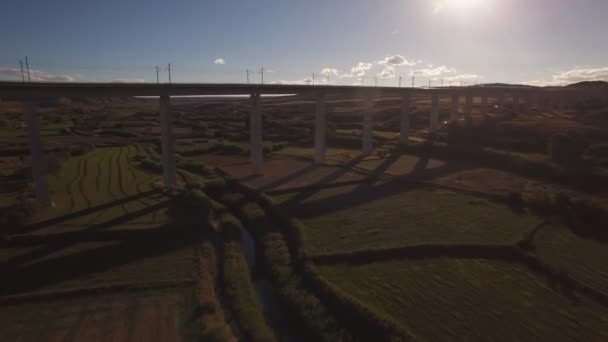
168 188 212 224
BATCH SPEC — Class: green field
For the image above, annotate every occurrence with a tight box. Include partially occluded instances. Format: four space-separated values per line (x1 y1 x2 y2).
276 185 542 255
318 258 608 341
533 223 608 297
32 145 167 229
0 289 197 342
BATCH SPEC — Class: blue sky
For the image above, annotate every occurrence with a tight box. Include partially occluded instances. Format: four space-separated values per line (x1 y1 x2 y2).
2 0 608 85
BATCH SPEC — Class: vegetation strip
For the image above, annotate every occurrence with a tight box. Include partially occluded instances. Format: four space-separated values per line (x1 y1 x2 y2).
0 279 196 306
208 183 356 341
212 178 412 341
217 209 278 342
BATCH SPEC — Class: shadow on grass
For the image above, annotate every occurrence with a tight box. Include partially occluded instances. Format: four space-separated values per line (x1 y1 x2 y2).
0 222 203 297
22 189 162 234
2 200 171 273
259 164 320 192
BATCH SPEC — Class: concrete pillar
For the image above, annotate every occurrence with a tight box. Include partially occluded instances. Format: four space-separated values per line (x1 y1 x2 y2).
362 94 374 155
249 94 264 175
430 92 439 132
400 92 411 145
480 95 488 117
464 91 473 124
24 101 51 207
159 95 177 188
314 92 327 164
450 93 459 123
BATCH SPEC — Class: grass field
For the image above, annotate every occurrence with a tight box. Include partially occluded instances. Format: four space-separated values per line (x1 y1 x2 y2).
30 145 167 230
276 184 542 255
533 223 608 297
317 258 608 341
0 289 198 342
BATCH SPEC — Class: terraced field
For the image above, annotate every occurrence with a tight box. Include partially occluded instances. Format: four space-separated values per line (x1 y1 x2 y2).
0 289 197 342
276 184 542 255
31 145 168 230
317 258 608 341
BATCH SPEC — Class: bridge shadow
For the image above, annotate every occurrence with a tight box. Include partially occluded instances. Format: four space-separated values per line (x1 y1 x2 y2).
2 200 172 271
278 153 475 220
0 223 204 297
280 154 367 208
21 189 162 234
259 163 319 192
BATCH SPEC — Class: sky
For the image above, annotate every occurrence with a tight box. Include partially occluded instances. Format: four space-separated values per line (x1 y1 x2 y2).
1 0 608 86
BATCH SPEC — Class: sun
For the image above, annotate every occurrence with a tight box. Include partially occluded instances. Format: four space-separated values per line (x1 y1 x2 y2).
434 0 486 13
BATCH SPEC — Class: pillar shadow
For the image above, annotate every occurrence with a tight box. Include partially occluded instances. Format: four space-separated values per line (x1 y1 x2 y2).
21 189 161 234
3 200 171 269
259 164 319 192
280 154 367 208
0 224 203 296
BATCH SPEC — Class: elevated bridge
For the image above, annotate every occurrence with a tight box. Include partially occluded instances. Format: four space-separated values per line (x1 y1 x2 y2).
0 82 602 206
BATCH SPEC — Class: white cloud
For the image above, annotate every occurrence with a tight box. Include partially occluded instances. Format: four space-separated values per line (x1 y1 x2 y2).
341 62 373 78
523 66 608 86
0 68 77 82
378 55 416 67
214 58 225 65
320 67 339 77
378 65 396 79
410 65 456 77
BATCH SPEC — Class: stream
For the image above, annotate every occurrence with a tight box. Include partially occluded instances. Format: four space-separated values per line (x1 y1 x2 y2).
239 224 301 341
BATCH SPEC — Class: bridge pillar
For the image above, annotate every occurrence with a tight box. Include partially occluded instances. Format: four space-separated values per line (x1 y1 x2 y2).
464 91 473 124
450 93 459 123
25 101 51 207
362 94 374 155
314 92 327 164
430 92 439 132
480 94 488 117
159 95 177 188
400 92 411 145
250 94 264 175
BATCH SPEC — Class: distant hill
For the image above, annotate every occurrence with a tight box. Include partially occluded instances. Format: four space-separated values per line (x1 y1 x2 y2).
566 81 608 88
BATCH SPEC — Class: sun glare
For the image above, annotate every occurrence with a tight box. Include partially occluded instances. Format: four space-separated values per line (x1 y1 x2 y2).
434 0 488 14
445 0 484 9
